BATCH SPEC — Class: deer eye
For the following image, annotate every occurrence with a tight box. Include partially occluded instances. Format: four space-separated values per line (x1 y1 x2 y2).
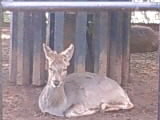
49 68 56 73
62 55 68 62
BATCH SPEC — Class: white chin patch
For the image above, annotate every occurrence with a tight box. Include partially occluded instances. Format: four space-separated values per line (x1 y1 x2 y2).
51 82 56 88
51 81 61 88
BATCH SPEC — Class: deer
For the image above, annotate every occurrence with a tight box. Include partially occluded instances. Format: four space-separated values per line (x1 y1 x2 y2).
38 43 134 118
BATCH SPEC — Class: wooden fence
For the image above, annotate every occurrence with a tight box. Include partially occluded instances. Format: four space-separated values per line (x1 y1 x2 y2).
8 1 131 87
1 1 160 120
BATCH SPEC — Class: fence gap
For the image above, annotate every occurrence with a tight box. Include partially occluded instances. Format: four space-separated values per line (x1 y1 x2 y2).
63 13 76 73
85 14 93 72
54 12 65 52
49 13 55 49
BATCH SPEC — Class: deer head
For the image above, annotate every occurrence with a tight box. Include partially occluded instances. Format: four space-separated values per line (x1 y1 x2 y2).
43 43 74 88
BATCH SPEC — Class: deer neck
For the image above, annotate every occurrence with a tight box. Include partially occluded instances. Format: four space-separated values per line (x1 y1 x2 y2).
46 81 67 107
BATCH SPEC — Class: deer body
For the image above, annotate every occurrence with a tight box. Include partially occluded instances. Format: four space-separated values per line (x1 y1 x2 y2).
39 44 134 118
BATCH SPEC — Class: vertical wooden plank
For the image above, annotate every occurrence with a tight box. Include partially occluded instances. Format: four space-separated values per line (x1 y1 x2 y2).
157 23 160 120
0 2 2 119
16 12 33 85
121 12 131 88
0 81 1 120
108 12 123 84
54 12 64 52
0 2 2 77
74 12 87 72
9 12 18 84
23 13 33 85
92 12 110 76
32 12 46 86
16 12 24 85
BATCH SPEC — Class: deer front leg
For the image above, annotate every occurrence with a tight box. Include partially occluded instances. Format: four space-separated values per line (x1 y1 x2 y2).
100 102 133 112
64 104 97 118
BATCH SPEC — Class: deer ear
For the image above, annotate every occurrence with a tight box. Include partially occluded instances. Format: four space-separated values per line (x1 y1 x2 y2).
60 44 74 61
43 43 57 61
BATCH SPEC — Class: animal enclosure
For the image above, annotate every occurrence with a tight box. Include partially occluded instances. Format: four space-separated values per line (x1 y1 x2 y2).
1 1 160 120
6 1 132 86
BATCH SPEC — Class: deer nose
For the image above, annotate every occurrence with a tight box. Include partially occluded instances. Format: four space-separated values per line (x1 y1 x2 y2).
54 80 60 86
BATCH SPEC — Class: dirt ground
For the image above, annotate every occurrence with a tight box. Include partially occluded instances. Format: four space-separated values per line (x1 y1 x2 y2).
1 29 159 120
